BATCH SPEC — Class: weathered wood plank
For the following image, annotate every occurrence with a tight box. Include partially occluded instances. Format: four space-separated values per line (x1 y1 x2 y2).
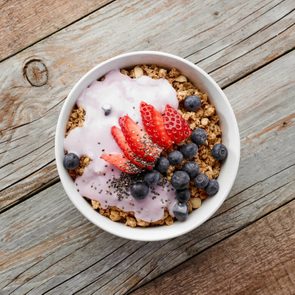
0 0 113 61
0 0 294 210
132 200 295 295
1 51 295 295
1 149 294 294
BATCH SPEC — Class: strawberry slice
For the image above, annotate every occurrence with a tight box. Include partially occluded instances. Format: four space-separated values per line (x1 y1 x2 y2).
163 105 191 144
119 115 162 162
140 102 173 148
111 126 153 170
100 153 141 174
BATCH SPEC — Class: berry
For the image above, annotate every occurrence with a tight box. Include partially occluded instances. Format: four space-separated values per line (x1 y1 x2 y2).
173 202 188 221
102 104 112 116
63 153 80 170
211 143 228 161
183 95 201 112
100 153 141 174
130 182 149 200
176 189 190 203
168 150 183 165
163 105 191 144
205 179 219 196
119 115 162 162
171 171 190 190
111 126 153 170
194 173 209 188
191 128 207 145
144 170 161 187
140 102 173 148
182 161 199 179
180 143 198 159
155 157 170 174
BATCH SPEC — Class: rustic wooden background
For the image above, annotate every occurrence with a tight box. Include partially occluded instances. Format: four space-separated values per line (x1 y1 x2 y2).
0 0 294 294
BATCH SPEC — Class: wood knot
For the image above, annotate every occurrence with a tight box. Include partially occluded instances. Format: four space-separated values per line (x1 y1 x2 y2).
23 59 48 87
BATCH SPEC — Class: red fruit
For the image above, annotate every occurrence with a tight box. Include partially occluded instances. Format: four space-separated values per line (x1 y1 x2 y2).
111 126 153 170
163 105 191 144
140 102 173 148
100 153 141 174
119 115 162 162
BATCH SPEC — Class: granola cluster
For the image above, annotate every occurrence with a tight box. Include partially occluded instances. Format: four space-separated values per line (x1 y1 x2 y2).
66 64 222 227
66 106 85 134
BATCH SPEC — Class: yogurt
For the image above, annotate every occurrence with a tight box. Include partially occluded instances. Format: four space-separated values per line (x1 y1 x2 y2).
64 70 179 222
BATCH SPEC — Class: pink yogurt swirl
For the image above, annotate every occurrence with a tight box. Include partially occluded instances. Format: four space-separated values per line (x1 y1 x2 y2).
64 70 179 222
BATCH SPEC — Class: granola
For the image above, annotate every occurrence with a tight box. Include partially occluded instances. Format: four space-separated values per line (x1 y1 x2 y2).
64 65 223 227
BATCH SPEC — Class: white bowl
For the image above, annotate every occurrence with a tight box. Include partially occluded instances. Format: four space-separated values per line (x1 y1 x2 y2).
55 51 240 241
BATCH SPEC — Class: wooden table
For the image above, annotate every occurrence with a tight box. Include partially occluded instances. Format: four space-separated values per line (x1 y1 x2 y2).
1 1 294 294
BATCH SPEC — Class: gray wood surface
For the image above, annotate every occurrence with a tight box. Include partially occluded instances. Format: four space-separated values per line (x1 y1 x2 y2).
132 200 295 295
1 0 294 211
0 0 112 61
1 49 294 294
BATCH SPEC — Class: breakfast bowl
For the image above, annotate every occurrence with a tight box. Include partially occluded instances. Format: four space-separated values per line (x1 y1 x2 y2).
55 51 240 241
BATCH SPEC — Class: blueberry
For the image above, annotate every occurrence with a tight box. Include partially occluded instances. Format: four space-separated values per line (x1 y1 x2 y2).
205 179 219 196
168 150 183 165
180 143 198 159
144 170 160 187
211 143 228 161
182 161 200 179
173 202 188 221
184 95 201 112
130 182 149 200
63 153 80 170
194 173 209 189
155 157 170 174
191 128 207 145
101 104 112 116
176 189 190 203
171 171 190 190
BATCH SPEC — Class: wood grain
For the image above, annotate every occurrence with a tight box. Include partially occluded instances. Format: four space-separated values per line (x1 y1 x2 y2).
132 200 295 295
1 0 294 211
0 51 295 295
0 0 113 61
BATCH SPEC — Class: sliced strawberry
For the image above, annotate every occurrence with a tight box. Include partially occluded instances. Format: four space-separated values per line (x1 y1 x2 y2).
100 153 141 174
111 126 153 170
119 115 162 162
163 104 192 144
140 102 173 148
